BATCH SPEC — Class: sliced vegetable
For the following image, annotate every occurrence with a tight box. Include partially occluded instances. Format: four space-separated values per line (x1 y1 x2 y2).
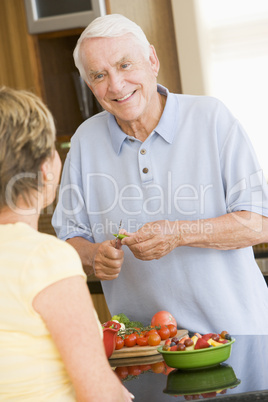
113 234 129 239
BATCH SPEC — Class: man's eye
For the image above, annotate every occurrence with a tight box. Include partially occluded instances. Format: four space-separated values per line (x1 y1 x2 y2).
121 63 130 69
95 73 104 80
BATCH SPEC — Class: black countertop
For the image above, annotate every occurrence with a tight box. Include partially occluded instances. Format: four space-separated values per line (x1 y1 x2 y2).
110 335 268 401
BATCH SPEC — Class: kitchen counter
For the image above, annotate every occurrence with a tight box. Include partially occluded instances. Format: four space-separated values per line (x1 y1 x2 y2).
110 335 268 401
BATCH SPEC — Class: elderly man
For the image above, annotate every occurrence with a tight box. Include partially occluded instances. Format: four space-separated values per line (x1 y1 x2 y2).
52 14 268 334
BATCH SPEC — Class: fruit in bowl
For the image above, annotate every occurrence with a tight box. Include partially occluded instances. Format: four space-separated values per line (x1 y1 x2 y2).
158 331 235 370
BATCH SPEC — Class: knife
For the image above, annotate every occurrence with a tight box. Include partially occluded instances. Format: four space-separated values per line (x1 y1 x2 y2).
115 219 122 249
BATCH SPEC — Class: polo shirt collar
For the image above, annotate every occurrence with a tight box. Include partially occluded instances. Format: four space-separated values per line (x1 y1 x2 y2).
108 84 177 154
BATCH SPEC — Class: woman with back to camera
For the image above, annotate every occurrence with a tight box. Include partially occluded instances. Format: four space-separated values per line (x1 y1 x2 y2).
0 87 133 401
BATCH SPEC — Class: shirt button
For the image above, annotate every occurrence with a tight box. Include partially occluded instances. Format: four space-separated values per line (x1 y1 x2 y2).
142 167 149 174
140 149 146 155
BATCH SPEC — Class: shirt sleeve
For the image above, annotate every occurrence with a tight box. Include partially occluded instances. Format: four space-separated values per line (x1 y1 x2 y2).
52 146 94 242
220 118 268 217
20 237 87 310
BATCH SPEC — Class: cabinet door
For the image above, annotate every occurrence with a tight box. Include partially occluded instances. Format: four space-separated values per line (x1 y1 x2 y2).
0 0 42 96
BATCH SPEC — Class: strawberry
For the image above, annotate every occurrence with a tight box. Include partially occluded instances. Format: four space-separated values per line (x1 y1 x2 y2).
194 337 210 350
170 345 178 351
201 333 214 341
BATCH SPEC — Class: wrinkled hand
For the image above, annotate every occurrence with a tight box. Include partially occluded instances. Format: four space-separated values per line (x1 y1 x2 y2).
121 220 180 261
93 240 124 280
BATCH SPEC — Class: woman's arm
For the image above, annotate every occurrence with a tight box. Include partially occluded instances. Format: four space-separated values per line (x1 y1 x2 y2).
33 276 133 402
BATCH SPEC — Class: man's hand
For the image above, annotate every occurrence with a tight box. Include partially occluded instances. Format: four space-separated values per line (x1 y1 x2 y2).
120 220 179 261
66 237 124 279
93 240 124 280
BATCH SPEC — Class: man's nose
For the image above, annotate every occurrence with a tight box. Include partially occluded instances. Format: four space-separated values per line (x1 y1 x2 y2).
108 72 124 93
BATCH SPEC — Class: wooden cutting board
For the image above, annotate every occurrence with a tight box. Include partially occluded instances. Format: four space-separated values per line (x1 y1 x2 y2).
109 329 188 360
110 353 164 368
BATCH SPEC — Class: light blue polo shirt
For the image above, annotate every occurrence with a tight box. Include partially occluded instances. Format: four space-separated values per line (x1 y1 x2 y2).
52 85 268 334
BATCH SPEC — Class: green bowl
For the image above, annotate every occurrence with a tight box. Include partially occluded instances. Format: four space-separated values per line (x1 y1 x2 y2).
163 363 241 396
157 338 235 370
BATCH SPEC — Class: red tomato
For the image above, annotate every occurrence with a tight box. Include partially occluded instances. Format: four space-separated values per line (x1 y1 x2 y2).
201 392 217 398
147 333 161 346
151 311 177 327
151 361 165 373
128 365 142 376
115 336 124 350
145 329 158 337
124 333 137 347
163 362 176 375
139 364 151 372
136 336 149 346
138 330 147 337
115 366 129 379
167 324 177 337
157 325 171 340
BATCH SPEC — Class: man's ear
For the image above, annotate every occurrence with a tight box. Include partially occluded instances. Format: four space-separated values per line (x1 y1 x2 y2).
149 45 160 77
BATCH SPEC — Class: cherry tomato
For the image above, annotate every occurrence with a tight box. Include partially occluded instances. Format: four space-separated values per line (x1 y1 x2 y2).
167 324 177 337
115 366 129 379
115 336 124 350
136 336 149 346
163 362 176 375
136 330 146 338
147 333 161 346
145 329 158 337
151 361 165 373
151 311 177 327
157 325 171 340
128 365 142 376
140 330 147 337
139 364 151 372
124 333 137 347
201 392 217 398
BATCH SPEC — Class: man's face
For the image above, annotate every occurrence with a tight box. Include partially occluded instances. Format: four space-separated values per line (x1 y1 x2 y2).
80 35 159 125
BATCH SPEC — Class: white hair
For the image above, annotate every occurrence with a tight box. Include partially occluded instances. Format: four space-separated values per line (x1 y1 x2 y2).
73 14 151 83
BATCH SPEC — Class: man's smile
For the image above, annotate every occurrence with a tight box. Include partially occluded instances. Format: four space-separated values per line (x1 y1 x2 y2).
115 90 136 102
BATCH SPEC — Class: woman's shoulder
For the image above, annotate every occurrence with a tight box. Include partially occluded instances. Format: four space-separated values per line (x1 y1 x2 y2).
35 231 81 261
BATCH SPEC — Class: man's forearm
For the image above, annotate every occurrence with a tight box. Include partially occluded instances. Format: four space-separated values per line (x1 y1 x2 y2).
66 237 99 276
179 211 268 250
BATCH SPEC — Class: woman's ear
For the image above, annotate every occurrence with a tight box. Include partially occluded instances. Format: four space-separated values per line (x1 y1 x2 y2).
149 45 160 77
40 159 51 182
